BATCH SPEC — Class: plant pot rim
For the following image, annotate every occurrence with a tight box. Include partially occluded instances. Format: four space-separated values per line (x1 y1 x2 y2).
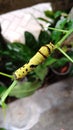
50 62 72 76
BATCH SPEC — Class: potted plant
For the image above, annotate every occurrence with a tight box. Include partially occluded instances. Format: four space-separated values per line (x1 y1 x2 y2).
0 9 73 108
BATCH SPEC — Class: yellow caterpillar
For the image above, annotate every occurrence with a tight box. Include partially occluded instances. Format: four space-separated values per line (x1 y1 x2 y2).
14 42 55 80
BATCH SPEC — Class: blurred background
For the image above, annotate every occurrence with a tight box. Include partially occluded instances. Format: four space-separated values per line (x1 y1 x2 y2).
0 0 73 14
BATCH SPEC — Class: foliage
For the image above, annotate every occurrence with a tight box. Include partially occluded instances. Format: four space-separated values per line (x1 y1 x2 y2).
0 10 73 106
10 80 42 98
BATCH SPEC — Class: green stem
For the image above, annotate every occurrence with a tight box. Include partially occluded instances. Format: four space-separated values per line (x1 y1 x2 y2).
58 47 73 63
55 29 73 63
0 81 17 106
48 27 68 33
55 28 73 48
0 72 13 79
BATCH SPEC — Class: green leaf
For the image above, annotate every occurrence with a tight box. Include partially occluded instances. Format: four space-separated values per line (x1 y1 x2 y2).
44 10 54 19
51 18 67 43
3 42 33 71
38 17 51 23
55 18 67 29
54 11 62 18
25 31 38 53
0 85 6 95
10 80 42 98
7 42 32 61
66 20 73 30
38 30 50 47
51 58 68 69
44 56 57 67
34 64 48 80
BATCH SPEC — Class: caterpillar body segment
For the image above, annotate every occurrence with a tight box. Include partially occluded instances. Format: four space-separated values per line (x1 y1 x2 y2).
29 42 54 65
14 42 55 80
14 63 31 80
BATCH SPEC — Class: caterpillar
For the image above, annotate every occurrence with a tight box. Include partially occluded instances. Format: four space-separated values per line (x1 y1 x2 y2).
14 42 55 80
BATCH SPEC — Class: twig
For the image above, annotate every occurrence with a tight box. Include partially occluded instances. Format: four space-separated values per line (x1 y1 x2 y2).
48 27 68 33
0 72 13 79
0 81 17 106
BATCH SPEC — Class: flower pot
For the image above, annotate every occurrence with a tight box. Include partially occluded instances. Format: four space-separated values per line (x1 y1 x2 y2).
50 62 72 76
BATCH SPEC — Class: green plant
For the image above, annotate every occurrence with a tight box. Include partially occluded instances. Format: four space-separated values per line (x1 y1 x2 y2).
0 10 73 108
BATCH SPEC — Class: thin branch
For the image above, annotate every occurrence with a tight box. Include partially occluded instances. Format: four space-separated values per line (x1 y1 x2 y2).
48 27 68 33
0 81 17 106
55 28 73 48
0 72 13 79
58 47 73 63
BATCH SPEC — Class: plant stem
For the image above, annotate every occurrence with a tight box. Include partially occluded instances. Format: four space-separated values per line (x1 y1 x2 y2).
55 29 73 63
0 72 13 79
48 27 68 33
0 81 17 106
58 47 73 63
55 28 73 48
